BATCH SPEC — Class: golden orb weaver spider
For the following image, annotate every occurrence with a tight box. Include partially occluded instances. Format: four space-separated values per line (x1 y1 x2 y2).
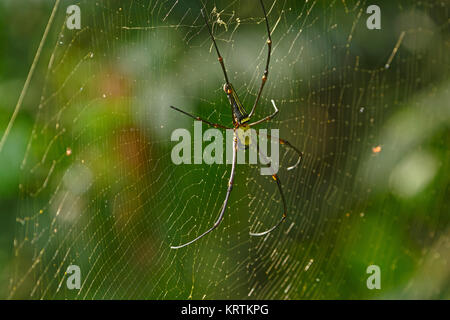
169 0 303 249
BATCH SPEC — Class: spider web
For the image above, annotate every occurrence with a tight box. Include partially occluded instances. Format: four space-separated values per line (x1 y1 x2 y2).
4 0 449 299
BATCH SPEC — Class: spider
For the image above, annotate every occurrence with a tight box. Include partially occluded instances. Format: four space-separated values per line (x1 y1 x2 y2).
169 0 303 249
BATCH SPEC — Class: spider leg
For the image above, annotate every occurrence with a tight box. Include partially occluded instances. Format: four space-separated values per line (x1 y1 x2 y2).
200 6 230 85
170 106 230 129
279 138 303 171
248 99 279 127
170 131 238 249
254 129 303 171
248 0 272 119
249 146 287 237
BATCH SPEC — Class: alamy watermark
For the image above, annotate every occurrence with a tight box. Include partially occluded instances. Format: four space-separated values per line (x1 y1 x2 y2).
66 264 81 290
366 265 381 289
66 5 81 30
171 121 280 175
366 5 381 30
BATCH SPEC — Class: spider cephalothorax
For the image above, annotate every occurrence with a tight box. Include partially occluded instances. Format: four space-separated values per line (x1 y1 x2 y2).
223 83 250 125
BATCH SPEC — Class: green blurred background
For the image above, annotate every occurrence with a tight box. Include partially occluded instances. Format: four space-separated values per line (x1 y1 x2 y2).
0 0 448 299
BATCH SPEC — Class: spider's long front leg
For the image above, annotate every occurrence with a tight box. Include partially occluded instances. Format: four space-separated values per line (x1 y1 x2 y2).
170 130 238 249
248 145 287 237
200 7 230 85
170 105 230 129
248 0 272 119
